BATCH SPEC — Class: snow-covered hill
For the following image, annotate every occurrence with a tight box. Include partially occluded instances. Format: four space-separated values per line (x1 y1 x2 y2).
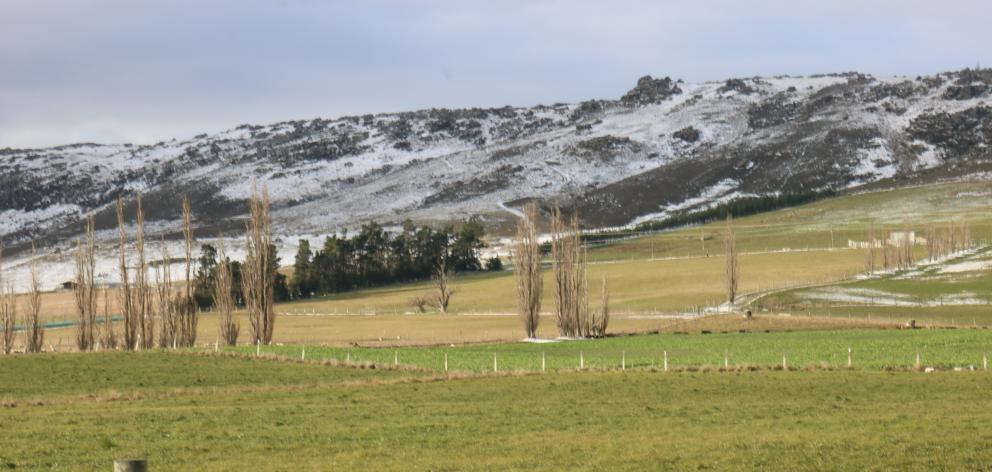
3 69 992 263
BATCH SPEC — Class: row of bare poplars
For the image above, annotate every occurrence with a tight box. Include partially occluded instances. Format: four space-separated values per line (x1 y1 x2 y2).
513 203 609 339
863 221 974 275
2 182 273 354
0 243 46 354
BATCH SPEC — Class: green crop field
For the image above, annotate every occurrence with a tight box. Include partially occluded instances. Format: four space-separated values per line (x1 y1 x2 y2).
238 327 992 372
1 351 991 470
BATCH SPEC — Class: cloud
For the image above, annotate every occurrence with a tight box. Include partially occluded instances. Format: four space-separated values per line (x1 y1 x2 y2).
1 0 990 148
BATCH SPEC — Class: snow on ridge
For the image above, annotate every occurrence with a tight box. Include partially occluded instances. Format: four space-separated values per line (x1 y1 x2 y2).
629 179 750 226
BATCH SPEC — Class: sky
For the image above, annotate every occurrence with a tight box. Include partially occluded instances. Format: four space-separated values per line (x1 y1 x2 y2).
1 0 990 149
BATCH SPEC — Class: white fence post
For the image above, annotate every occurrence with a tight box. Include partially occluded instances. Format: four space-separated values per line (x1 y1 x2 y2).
444 352 448 372
580 351 584 370
622 351 626 371
541 351 546 372
493 353 498 373
663 350 668 372
847 347 852 368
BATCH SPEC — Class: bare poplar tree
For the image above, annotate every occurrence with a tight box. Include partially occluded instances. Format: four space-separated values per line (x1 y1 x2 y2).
591 274 609 337
100 288 117 350
243 181 275 344
724 214 739 305
73 215 97 350
432 257 455 313
512 202 542 338
24 244 44 353
135 195 154 349
215 237 239 345
117 198 137 350
550 206 589 337
865 224 876 275
1 285 15 354
176 196 198 347
550 206 572 335
156 239 177 348
900 221 912 269
0 244 14 354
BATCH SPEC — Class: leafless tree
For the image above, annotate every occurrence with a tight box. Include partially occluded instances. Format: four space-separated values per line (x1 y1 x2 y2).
1 285 15 354
432 257 455 313
24 244 44 353
117 198 137 350
0 244 14 354
156 238 177 348
724 214 740 305
512 202 542 338
591 274 609 337
409 295 429 313
550 206 589 337
73 215 97 350
214 237 239 345
100 288 117 350
865 224 877 275
176 196 198 347
135 195 154 349
243 181 276 344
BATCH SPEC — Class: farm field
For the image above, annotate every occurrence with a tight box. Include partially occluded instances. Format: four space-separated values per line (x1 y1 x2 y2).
22 181 992 349
240 325 992 372
1 351 991 470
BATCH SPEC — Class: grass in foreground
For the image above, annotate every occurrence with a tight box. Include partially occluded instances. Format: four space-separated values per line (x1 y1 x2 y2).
0 354 990 470
0 351 424 402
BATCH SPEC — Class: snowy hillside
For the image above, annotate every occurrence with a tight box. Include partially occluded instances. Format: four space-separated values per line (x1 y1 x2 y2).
3 68 992 288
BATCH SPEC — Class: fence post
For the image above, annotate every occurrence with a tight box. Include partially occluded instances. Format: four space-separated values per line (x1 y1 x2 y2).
847 347 852 368
782 353 788 371
346 350 351 363
984 352 988 371
256 340 260 357
622 351 626 371
663 350 668 372
541 351 546 372
914 351 921 370
724 350 729 369
301 345 306 361
444 352 448 372
493 353 498 373
114 459 147 472
580 351 584 370
394 351 398 366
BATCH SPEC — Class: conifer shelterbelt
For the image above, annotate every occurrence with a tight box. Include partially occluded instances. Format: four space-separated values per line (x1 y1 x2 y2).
512 202 542 339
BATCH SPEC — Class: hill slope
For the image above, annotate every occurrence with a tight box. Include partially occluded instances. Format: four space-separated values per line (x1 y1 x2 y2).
3 69 992 248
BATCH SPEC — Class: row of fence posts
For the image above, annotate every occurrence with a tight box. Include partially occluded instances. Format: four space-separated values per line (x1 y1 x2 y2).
261 344 990 373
